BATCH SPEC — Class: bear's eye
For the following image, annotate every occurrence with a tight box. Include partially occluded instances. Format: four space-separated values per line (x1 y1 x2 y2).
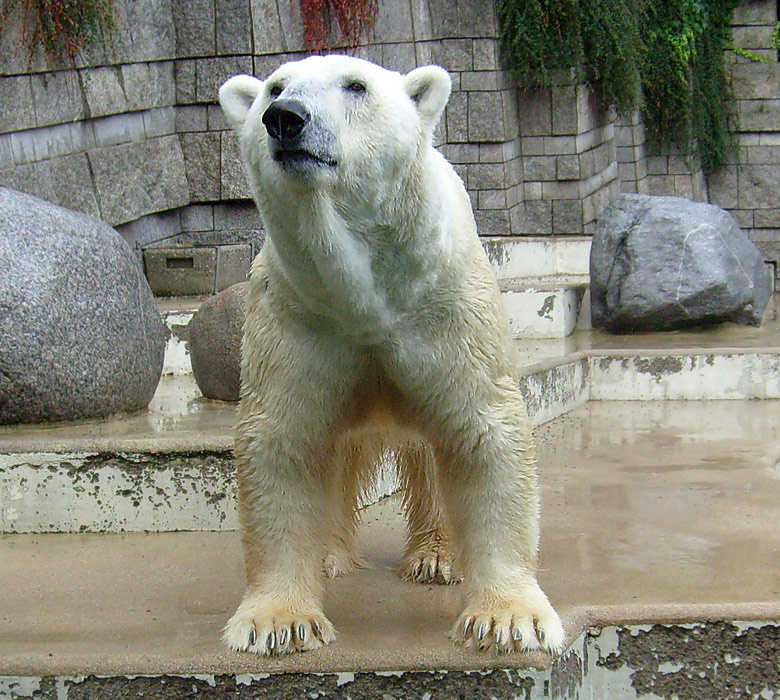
345 81 366 94
269 84 283 98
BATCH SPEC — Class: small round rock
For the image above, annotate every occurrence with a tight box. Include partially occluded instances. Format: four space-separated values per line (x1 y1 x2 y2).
188 282 248 402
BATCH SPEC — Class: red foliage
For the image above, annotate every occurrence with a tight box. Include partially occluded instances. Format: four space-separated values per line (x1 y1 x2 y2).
299 0 378 54
5 0 114 65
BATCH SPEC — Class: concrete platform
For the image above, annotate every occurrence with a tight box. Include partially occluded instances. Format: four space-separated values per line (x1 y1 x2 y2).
2 298 779 535
1 400 779 696
3 295 778 453
1 297 779 697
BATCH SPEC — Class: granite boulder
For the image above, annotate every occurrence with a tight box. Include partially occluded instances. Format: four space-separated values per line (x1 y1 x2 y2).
591 194 772 332
0 187 165 424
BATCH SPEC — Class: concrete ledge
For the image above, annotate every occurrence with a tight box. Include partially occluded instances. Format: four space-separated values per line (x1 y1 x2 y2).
500 276 588 339
3 321 780 533
2 619 778 698
1 405 779 685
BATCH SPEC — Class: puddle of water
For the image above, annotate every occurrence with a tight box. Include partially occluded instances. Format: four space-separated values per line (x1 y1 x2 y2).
537 399 780 607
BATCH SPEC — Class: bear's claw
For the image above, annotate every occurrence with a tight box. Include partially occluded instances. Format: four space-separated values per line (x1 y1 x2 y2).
223 603 336 656
450 593 565 656
399 550 460 585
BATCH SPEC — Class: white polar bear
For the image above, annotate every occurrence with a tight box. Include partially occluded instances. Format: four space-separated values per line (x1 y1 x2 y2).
218 55 564 657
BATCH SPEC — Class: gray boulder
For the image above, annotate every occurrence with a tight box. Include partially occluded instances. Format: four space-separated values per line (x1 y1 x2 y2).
0 187 165 424
188 282 247 402
591 194 772 332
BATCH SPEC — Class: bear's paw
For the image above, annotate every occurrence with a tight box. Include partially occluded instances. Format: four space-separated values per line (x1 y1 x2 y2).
223 600 336 655
323 549 366 579
399 547 459 585
450 587 565 656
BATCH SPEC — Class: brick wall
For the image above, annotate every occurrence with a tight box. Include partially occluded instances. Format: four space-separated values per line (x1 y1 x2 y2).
0 0 619 248
615 110 709 203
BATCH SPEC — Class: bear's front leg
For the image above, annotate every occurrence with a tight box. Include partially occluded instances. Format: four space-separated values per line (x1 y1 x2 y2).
382 334 565 656
436 378 565 655
224 302 367 656
222 425 337 655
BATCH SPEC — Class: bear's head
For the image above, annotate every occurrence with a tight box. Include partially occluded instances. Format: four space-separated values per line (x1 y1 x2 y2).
219 55 451 196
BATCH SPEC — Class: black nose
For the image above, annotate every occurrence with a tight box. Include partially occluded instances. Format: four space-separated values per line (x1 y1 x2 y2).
262 99 309 141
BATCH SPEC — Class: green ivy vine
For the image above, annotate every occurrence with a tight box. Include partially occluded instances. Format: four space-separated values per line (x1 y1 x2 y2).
497 0 747 175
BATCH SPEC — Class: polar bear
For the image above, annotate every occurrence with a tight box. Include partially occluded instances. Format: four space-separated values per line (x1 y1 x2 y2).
218 55 564 657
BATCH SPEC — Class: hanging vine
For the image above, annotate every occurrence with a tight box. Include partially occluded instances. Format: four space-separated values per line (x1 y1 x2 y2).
299 0 378 54
497 0 746 175
1 0 116 64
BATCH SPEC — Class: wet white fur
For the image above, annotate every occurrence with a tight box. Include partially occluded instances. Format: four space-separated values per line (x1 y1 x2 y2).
219 55 565 657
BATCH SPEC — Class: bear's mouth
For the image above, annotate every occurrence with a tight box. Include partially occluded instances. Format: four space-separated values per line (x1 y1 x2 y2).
274 149 338 169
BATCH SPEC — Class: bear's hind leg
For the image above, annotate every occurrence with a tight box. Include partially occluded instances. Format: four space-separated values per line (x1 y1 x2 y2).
397 440 458 585
322 438 371 579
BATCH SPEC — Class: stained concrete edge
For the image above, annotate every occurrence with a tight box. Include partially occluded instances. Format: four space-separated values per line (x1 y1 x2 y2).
3 605 780 678
5 621 779 700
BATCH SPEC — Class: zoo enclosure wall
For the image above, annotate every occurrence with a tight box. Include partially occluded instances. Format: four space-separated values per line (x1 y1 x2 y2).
0 0 778 277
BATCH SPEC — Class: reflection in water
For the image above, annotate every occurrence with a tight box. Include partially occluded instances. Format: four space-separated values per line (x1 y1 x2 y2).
536 399 780 607
0 375 237 450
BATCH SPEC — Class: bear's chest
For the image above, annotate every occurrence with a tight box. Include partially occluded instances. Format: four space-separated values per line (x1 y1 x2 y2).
268 223 442 343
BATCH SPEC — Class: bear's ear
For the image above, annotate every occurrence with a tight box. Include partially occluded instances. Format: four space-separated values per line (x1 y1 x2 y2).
403 65 451 128
219 75 264 129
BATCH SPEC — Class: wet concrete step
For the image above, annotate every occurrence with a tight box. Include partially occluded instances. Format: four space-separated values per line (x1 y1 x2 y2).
3 335 780 534
482 236 591 281
159 277 591 377
1 401 778 698
2 296 778 535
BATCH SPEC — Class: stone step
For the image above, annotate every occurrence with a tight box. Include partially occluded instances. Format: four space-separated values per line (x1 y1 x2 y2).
499 275 590 339
157 236 594 375
1 400 778 697
5 298 775 536
482 235 591 281
159 274 591 378
3 334 780 534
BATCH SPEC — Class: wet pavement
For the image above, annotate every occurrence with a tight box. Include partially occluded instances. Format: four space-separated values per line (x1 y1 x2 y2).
516 293 780 367
0 399 778 676
0 375 235 453
1 297 778 675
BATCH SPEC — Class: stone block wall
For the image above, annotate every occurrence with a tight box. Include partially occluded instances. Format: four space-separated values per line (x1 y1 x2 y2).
612 0 780 275
1 0 777 267
710 0 780 273
512 70 619 235
0 0 260 252
0 0 621 248
0 0 521 246
614 110 709 203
